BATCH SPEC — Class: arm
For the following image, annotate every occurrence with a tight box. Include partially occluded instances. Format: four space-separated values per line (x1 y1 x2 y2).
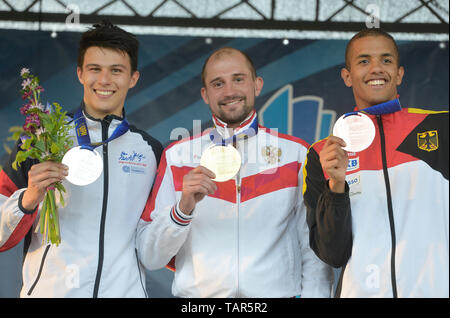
302 137 352 268
297 200 334 298
1 141 67 251
136 150 217 270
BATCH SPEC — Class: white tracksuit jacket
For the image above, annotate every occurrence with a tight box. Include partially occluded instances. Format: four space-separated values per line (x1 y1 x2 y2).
137 111 333 298
303 107 449 297
0 108 162 297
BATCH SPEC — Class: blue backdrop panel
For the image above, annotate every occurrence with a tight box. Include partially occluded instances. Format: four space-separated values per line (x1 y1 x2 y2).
0 29 448 297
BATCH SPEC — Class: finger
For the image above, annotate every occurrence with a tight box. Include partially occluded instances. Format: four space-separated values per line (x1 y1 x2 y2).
321 142 347 160
29 162 68 177
185 175 217 194
184 182 213 197
39 178 64 190
29 169 67 184
326 135 347 148
195 165 216 179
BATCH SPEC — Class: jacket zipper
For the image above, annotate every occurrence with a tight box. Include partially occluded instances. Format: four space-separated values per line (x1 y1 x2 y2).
376 115 398 298
234 139 241 298
27 244 51 296
93 118 111 298
236 173 241 297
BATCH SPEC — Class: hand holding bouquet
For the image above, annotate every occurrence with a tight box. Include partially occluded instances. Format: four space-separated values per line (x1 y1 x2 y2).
11 68 73 246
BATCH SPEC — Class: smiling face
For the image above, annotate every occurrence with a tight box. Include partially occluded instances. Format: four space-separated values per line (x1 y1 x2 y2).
201 49 263 128
341 35 404 110
77 46 139 119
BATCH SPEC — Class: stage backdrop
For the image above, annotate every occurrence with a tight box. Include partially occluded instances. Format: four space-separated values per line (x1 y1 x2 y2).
0 29 448 297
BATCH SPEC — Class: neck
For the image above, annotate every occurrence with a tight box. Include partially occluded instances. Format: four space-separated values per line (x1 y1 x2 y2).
83 103 123 120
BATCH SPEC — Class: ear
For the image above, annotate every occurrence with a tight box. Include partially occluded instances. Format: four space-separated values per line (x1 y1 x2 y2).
341 68 352 87
77 66 84 85
128 70 140 89
201 87 209 105
254 76 264 97
396 66 405 86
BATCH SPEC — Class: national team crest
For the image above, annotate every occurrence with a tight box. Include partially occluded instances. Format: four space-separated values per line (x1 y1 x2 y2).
261 146 281 164
417 130 439 152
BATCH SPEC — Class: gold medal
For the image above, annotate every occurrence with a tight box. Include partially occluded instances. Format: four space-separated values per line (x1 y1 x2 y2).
200 144 241 182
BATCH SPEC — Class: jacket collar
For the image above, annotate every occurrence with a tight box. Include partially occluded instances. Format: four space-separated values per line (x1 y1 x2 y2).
80 100 126 123
351 97 402 116
211 110 257 142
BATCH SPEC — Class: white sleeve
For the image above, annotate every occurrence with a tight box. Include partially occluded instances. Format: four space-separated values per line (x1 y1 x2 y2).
136 151 193 270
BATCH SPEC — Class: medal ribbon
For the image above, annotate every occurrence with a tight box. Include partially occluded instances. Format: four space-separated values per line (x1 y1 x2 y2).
73 107 129 151
344 97 402 118
209 114 259 146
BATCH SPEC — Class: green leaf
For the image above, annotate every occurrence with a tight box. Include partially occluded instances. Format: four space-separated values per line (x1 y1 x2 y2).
50 143 60 154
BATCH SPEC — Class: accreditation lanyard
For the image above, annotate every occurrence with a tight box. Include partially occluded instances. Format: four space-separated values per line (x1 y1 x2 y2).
209 114 259 146
73 107 129 151
344 97 402 118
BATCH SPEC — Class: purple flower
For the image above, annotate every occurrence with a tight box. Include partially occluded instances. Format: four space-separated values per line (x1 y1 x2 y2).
19 134 31 147
20 68 30 76
21 78 32 90
21 90 32 100
23 113 41 132
20 103 32 115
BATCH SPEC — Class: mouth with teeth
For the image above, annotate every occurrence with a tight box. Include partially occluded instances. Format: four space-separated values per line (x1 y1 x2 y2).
94 89 115 97
366 79 387 87
219 97 245 107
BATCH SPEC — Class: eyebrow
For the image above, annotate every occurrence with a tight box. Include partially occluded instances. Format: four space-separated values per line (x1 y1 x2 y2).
356 53 395 59
85 63 127 69
209 73 247 84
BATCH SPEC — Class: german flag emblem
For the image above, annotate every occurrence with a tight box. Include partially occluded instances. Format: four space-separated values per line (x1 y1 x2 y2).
417 130 438 152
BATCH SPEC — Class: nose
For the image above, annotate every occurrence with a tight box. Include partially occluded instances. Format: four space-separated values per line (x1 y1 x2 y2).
97 69 112 85
369 59 384 74
222 81 236 97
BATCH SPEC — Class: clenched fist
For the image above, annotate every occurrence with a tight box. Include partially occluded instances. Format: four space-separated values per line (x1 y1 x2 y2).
178 166 217 215
22 161 68 211
319 136 348 193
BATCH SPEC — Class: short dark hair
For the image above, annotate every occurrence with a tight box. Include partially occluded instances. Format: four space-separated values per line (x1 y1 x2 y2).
201 47 257 86
345 29 400 70
77 20 139 73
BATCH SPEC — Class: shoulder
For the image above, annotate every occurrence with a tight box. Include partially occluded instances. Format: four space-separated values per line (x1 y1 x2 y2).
405 108 448 116
164 128 212 152
258 125 310 149
308 137 329 156
128 124 164 161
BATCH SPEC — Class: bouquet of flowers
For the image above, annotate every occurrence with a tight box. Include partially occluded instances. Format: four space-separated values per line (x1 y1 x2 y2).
11 68 73 246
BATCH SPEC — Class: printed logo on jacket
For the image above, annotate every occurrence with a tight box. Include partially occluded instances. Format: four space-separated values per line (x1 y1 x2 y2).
417 130 438 152
119 150 147 174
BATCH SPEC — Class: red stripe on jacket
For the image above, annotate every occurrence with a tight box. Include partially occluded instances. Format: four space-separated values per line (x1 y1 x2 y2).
0 170 38 252
240 161 300 203
312 109 427 179
171 166 237 203
0 169 18 197
140 151 168 222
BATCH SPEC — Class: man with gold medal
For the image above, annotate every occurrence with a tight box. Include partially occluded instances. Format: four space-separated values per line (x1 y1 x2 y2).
137 47 333 297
